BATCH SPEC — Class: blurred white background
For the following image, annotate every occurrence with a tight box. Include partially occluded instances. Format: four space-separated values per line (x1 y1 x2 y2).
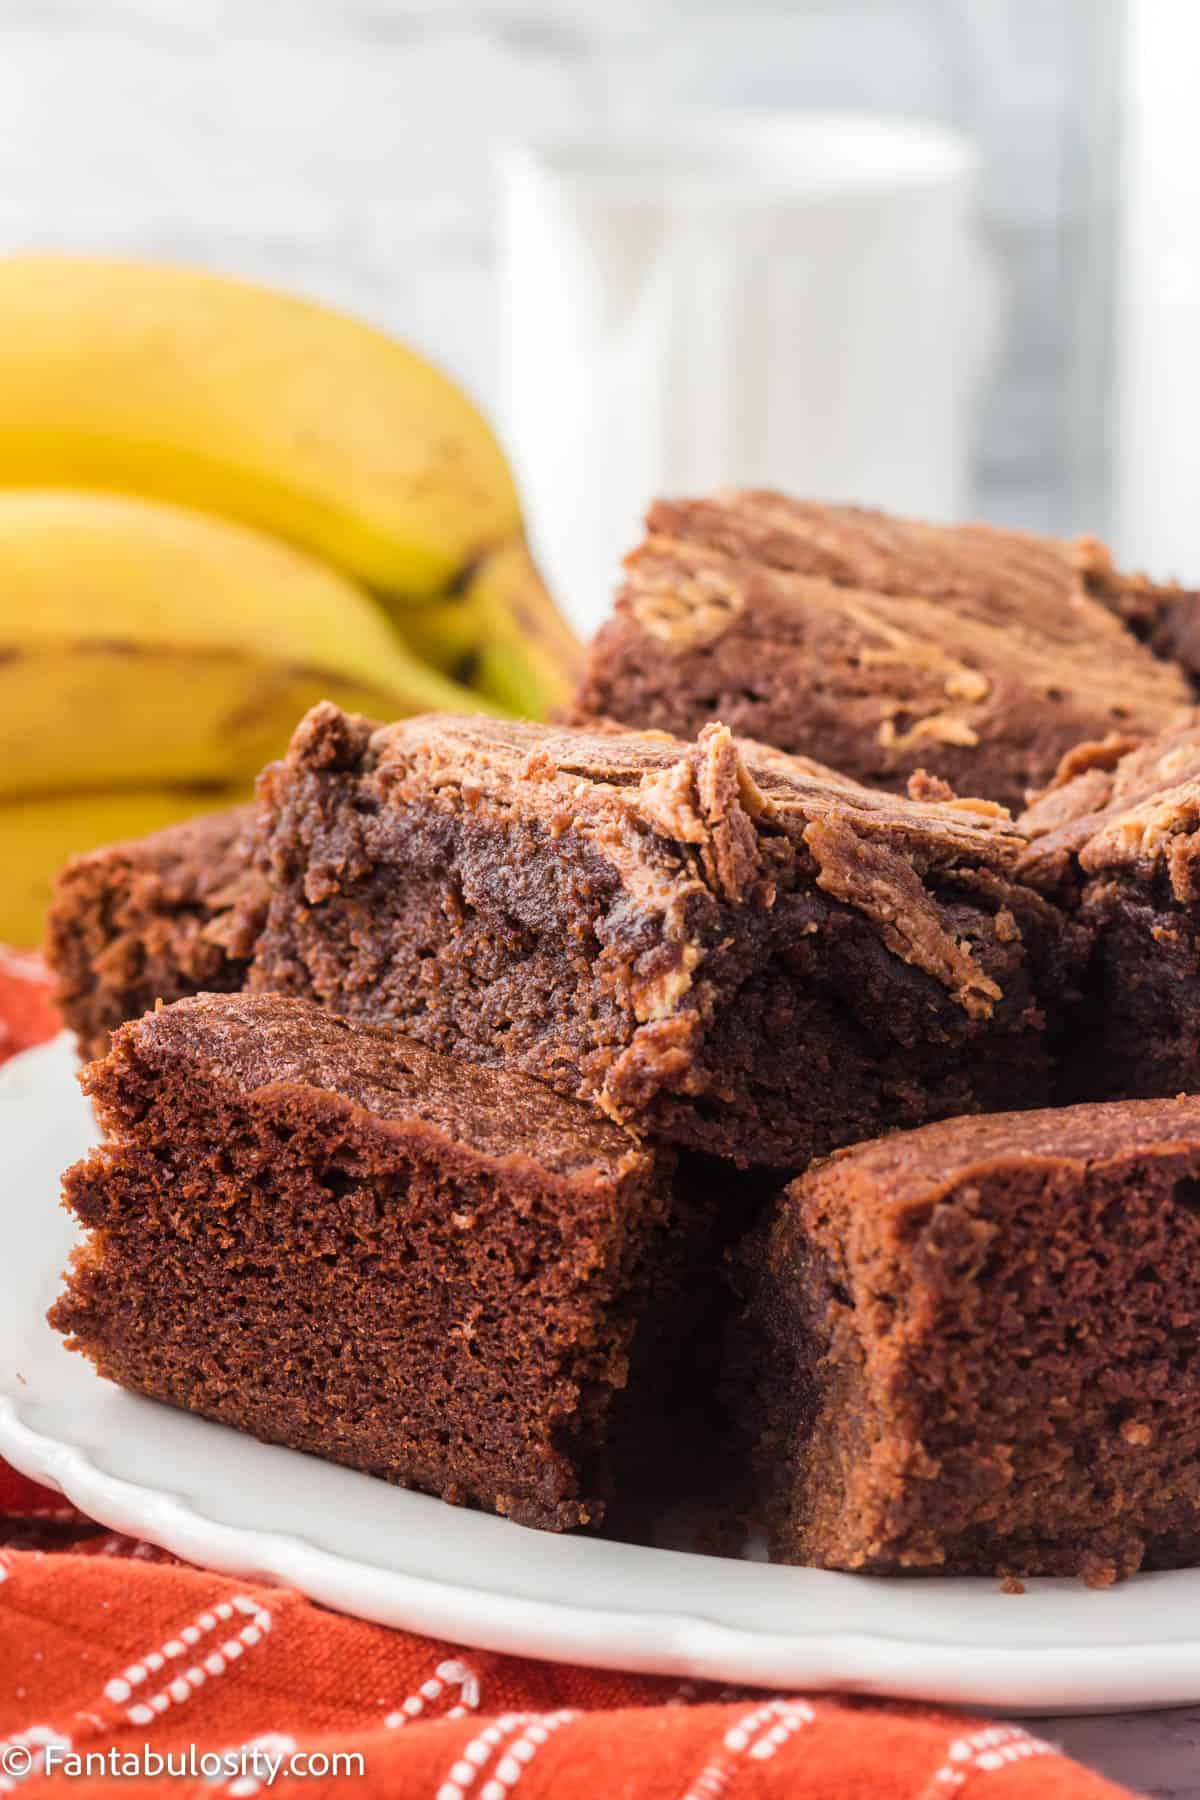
0 0 1119 544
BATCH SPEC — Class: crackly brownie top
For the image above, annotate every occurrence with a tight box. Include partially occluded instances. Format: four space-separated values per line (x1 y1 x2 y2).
634 491 1185 620
284 703 1048 1020
617 491 1188 738
798 1093 1200 1211
104 991 652 1182
1019 713 1200 899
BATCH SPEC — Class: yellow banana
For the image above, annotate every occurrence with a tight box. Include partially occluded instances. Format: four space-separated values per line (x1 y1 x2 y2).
0 489 490 797
395 537 583 716
0 254 519 601
0 787 248 948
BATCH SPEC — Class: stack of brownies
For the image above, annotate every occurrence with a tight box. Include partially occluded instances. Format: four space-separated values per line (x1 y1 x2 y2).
47 494 1200 1585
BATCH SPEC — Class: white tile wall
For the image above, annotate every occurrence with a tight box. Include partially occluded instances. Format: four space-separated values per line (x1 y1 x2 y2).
0 0 1116 529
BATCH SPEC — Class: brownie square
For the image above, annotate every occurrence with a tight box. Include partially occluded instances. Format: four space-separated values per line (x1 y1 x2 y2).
244 703 1079 1169
570 492 1190 812
734 1097 1200 1582
50 992 709 1531
45 806 260 1059
1019 716 1200 1101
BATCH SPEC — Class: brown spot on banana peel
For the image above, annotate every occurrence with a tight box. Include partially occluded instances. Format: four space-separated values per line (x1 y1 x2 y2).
384 534 582 675
360 535 499 607
18 777 230 805
218 660 453 737
10 643 463 743
442 549 488 598
56 639 143 657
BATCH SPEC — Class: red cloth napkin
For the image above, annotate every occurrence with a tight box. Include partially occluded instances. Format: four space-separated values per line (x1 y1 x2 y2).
0 960 1129 1797
0 947 59 1063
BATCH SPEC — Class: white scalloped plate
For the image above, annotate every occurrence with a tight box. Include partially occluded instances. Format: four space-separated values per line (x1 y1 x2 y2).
4 1034 1200 1714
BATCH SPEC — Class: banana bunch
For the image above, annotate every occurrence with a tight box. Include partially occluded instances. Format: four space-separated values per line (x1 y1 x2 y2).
0 255 582 945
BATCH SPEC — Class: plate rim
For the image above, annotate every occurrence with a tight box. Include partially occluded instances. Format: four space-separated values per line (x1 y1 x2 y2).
7 1391 1200 1714
7 1034 1200 1714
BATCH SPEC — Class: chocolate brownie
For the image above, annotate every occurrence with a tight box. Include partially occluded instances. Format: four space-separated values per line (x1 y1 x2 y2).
734 1096 1200 1582
45 806 260 1060
50 992 711 1531
570 492 1190 811
1019 714 1200 1101
242 704 1079 1168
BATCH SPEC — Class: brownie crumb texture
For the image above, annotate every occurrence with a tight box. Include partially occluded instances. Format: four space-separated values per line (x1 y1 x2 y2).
246 704 1080 1169
1020 711 1200 1102
37 643 1200 1588
571 492 1191 811
50 993 715 1532
733 1096 1200 1580
45 805 261 1060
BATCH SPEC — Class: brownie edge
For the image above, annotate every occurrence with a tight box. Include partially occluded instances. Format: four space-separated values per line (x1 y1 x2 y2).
734 1097 1200 1582
570 492 1191 811
246 705 1081 1169
1018 713 1200 1102
45 805 261 1059
50 993 713 1532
